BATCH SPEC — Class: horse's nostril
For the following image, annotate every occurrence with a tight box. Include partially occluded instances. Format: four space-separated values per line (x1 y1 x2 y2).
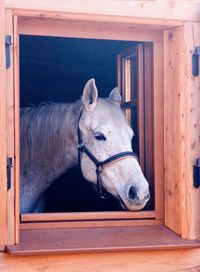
128 186 137 201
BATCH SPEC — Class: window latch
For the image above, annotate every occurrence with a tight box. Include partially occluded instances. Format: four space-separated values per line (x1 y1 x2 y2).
193 158 200 188
192 46 200 77
7 157 13 191
5 35 12 69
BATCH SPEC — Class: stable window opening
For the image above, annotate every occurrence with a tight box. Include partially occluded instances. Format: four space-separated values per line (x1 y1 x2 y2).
19 36 156 225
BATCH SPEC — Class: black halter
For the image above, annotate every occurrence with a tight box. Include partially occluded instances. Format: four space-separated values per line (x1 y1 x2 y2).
77 110 138 199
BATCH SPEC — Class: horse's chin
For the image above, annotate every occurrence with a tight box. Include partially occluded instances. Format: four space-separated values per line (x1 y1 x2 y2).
117 194 129 210
117 194 148 211
91 183 148 211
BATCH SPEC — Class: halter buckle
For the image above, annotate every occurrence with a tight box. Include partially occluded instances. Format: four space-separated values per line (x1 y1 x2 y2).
96 164 103 175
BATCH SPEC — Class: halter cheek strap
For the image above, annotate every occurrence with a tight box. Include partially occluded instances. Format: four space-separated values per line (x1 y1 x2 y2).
77 110 138 199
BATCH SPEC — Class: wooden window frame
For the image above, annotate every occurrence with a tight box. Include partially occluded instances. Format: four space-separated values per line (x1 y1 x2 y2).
2 5 200 252
8 14 164 236
6 11 163 243
18 17 163 225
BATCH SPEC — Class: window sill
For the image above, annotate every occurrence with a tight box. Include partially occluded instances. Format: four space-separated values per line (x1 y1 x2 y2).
6 225 200 256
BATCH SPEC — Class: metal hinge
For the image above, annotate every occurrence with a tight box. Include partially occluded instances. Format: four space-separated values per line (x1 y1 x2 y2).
192 46 200 77
7 157 13 191
193 158 200 188
5 35 12 69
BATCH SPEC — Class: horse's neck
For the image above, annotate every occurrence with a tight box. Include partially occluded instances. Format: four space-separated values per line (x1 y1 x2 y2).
62 100 82 166
21 100 82 199
40 100 82 182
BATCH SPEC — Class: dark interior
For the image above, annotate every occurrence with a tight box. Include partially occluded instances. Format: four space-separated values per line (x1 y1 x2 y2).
20 35 141 212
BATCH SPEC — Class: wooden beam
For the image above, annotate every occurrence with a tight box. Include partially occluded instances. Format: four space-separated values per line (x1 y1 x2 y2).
2 248 200 272
20 219 163 231
21 211 155 222
5 0 200 23
13 15 20 245
153 41 164 220
0 0 7 246
18 17 162 42
6 9 15 245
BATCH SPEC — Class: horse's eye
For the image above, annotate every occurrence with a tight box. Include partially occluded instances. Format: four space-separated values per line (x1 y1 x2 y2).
95 133 106 141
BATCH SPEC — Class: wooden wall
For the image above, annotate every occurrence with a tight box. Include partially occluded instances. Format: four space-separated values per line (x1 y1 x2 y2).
0 0 200 270
5 0 200 23
1 249 200 272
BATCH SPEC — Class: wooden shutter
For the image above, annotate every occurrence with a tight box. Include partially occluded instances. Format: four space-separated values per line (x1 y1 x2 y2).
4 10 20 245
117 43 154 210
0 0 8 246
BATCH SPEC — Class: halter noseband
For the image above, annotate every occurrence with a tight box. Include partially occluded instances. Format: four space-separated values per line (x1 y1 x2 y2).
77 110 138 199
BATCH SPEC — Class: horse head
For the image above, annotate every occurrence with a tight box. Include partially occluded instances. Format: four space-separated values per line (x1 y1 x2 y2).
78 79 150 210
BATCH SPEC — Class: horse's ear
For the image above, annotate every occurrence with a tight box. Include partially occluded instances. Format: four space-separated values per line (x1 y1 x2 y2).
82 78 98 111
109 87 122 105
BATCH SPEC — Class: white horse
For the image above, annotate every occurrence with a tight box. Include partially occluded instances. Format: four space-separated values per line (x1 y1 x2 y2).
20 79 149 213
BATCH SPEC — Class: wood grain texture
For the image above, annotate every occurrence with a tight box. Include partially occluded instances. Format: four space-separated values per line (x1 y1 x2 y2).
180 22 200 239
164 23 200 239
20 219 163 230
0 0 7 246
5 0 200 23
143 43 156 212
21 211 155 222
6 225 200 256
18 17 162 42
164 27 184 235
2 248 200 272
13 15 20 244
153 41 164 220
138 44 145 172
6 9 15 246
